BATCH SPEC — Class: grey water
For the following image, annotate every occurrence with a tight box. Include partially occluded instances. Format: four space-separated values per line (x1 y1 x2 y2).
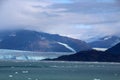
0 61 120 80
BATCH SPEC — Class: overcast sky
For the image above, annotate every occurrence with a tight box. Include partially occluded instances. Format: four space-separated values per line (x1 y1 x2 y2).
0 0 120 41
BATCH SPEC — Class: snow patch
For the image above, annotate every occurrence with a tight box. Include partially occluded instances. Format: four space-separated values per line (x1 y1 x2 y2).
103 36 111 40
57 42 76 52
93 48 107 51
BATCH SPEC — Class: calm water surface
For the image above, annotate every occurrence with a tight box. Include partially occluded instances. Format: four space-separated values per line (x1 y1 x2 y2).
0 61 120 80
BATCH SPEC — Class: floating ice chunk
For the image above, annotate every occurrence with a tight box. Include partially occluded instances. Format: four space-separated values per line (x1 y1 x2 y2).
9 75 13 78
35 78 39 80
94 78 101 80
22 71 29 74
28 77 32 80
15 72 18 74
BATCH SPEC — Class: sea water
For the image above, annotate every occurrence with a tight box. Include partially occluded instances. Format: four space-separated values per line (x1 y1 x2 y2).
0 61 119 80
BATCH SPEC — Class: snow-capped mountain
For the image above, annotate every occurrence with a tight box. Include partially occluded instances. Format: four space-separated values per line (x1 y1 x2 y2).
88 36 120 49
0 30 91 52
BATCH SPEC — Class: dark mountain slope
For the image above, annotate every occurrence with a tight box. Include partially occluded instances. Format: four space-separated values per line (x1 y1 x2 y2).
52 50 120 62
0 30 91 52
106 42 120 54
51 42 120 62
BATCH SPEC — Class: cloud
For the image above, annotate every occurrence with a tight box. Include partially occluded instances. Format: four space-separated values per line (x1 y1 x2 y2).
0 0 120 41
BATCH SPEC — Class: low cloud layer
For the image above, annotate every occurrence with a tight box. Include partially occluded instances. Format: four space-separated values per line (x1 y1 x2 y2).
0 0 120 41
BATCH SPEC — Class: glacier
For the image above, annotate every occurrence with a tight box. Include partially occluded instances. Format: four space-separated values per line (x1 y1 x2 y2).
0 49 74 61
57 42 76 52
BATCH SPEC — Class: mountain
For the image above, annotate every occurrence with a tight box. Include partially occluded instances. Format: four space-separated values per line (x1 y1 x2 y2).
51 50 120 62
106 42 120 54
88 36 120 49
0 30 91 52
50 42 120 62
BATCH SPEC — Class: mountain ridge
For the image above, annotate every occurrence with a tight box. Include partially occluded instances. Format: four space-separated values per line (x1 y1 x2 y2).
0 29 91 52
88 35 120 48
50 42 120 62
106 42 120 54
